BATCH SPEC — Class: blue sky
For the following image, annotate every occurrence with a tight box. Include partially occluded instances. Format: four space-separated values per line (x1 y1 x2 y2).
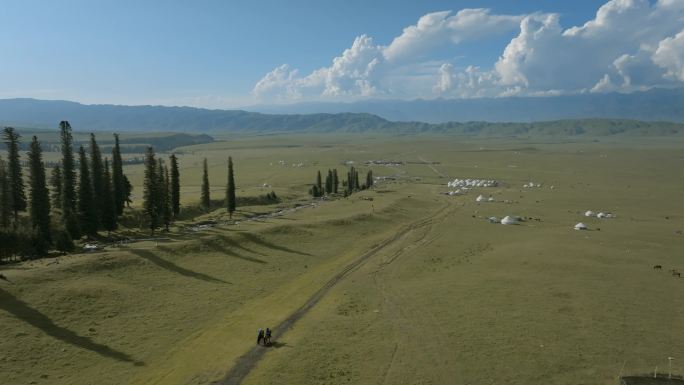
1 0 682 107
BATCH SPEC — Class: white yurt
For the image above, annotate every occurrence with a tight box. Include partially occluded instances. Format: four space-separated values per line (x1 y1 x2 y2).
597 212 607 218
476 194 485 202
488 196 495 202
574 222 588 230
488 216 500 223
501 216 518 225
585 210 596 217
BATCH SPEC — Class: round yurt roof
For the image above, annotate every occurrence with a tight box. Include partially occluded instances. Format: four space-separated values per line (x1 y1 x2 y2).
501 216 518 225
574 222 588 230
585 210 595 217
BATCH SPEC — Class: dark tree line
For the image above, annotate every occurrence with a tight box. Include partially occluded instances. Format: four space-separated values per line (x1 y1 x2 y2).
0 123 135 261
0 124 243 260
309 167 373 198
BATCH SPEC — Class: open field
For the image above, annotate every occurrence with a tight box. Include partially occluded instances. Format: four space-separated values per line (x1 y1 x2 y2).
1 133 684 385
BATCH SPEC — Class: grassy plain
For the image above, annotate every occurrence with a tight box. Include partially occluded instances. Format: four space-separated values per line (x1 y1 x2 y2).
1 133 684 385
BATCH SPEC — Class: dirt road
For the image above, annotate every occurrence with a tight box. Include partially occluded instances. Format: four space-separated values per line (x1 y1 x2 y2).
216 201 451 385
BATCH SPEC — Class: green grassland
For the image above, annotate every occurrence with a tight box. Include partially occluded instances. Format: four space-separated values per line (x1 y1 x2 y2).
1 133 684 385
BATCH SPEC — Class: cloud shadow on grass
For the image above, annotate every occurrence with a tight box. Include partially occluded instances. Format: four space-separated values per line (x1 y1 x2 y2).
129 249 230 284
0 288 144 365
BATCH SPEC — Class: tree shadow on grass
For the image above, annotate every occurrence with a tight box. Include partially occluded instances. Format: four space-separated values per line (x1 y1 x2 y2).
129 249 230 284
0 288 144 365
240 233 311 256
204 231 266 256
201 238 268 265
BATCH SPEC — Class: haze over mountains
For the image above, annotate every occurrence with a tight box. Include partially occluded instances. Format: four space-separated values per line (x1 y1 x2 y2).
249 88 684 123
1 88 683 136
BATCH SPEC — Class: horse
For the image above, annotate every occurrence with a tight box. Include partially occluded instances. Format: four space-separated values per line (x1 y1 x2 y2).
653 265 663 270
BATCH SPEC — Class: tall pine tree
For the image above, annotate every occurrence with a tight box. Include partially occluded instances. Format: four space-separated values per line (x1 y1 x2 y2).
201 158 211 209
170 154 180 218
60 121 79 239
333 168 339 194
0 157 11 229
28 136 51 252
100 158 117 232
112 133 125 215
3 127 26 225
366 170 374 188
122 174 133 208
156 159 165 219
160 163 171 231
77 146 98 237
89 133 104 226
325 169 333 194
316 170 323 195
50 165 62 211
226 157 236 218
143 147 159 233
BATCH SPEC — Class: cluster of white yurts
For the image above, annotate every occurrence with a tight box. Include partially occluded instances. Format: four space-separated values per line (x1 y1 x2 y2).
574 210 616 230
488 216 521 225
448 178 498 188
584 210 615 219
445 176 617 231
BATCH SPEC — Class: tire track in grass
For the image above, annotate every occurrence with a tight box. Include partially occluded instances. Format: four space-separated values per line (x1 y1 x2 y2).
372 205 455 385
216 201 451 385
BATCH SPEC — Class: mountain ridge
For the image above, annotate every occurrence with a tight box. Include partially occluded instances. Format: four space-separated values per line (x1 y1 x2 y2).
247 88 684 123
1 95 684 137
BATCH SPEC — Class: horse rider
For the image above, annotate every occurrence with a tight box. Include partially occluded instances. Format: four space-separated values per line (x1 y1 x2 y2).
264 327 272 345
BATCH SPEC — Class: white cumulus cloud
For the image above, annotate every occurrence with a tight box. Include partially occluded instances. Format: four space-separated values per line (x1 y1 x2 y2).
653 30 684 81
383 9 522 63
252 0 684 103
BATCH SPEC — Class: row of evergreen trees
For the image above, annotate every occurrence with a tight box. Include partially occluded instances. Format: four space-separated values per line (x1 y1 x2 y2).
309 167 374 198
0 123 136 260
0 123 242 261
142 153 237 234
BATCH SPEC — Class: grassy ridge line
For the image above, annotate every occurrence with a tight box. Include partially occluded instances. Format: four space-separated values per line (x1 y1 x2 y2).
218 201 451 385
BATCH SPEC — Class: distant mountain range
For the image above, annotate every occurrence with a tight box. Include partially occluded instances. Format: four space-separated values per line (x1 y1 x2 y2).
1 90 684 137
248 88 684 123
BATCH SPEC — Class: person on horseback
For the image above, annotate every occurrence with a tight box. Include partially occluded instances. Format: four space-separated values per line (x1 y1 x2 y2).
257 328 264 345
264 327 272 345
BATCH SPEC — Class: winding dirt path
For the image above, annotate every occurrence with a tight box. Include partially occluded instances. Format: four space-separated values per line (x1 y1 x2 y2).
417 155 445 178
217 201 451 385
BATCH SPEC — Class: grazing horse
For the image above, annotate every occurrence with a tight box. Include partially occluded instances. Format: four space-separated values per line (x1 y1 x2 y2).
653 265 663 270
